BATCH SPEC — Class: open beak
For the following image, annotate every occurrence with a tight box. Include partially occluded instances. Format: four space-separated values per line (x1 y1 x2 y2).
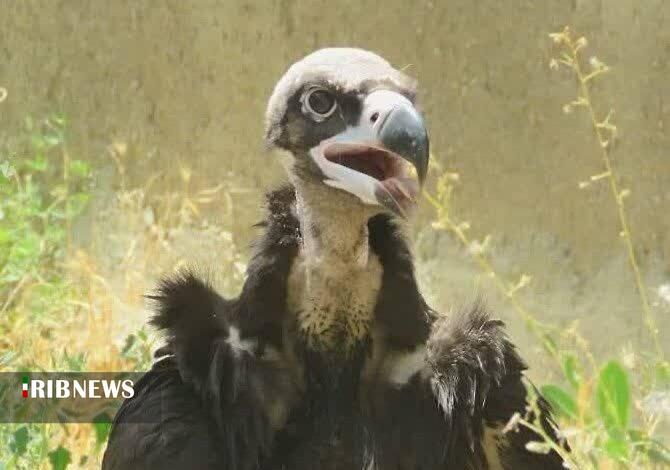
309 90 429 217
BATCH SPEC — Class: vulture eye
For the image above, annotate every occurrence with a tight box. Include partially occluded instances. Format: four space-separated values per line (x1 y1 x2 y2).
302 88 337 120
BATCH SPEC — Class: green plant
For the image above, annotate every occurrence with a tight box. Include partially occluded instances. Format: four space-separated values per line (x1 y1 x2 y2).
0 114 91 318
119 327 154 372
538 27 668 468
0 113 241 469
548 27 662 360
0 115 97 470
425 27 669 469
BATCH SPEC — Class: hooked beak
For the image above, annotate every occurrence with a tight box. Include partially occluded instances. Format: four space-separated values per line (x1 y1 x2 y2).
309 90 429 217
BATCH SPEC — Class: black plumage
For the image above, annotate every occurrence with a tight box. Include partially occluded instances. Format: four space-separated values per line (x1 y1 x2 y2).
103 48 567 469
103 188 565 470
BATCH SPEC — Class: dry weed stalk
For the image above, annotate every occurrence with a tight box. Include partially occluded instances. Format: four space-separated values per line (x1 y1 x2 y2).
424 165 549 347
549 26 662 359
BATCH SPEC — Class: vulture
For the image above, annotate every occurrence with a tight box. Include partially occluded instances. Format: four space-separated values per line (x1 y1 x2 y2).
103 48 566 469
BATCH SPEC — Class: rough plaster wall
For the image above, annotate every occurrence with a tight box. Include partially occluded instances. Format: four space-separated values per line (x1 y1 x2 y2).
1 1 668 361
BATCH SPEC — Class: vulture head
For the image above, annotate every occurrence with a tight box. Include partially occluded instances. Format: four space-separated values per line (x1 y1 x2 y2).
264 48 429 218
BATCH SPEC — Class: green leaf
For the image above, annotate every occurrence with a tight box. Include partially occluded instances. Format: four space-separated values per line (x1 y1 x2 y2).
48 445 71 470
93 413 112 445
66 193 90 217
61 351 86 371
121 333 136 355
0 161 16 179
655 360 670 386
540 384 578 420
540 332 558 356
603 437 629 460
49 114 67 128
0 228 12 245
561 354 582 390
11 232 41 261
137 328 148 341
25 153 48 172
68 159 90 178
596 360 631 436
9 426 29 456
629 430 670 464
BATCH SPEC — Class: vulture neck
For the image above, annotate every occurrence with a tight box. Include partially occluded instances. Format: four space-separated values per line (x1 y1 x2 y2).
293 179 374 268
288 177 383 352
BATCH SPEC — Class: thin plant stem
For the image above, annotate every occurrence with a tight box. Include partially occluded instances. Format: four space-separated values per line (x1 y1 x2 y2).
0 273 30 316
557 29 662 359
423 191 550 348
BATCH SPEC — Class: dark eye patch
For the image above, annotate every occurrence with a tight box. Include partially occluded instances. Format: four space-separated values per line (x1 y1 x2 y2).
270 85 363 152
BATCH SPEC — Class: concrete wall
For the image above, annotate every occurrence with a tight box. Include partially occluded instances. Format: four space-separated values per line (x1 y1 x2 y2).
2 0 668 357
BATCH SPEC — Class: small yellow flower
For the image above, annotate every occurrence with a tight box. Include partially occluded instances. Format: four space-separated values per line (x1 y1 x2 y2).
622 347 636 369
549 32 565 44
589 56 605 70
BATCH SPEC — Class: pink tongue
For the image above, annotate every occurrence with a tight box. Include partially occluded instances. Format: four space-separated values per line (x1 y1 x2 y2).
383 177 419 202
